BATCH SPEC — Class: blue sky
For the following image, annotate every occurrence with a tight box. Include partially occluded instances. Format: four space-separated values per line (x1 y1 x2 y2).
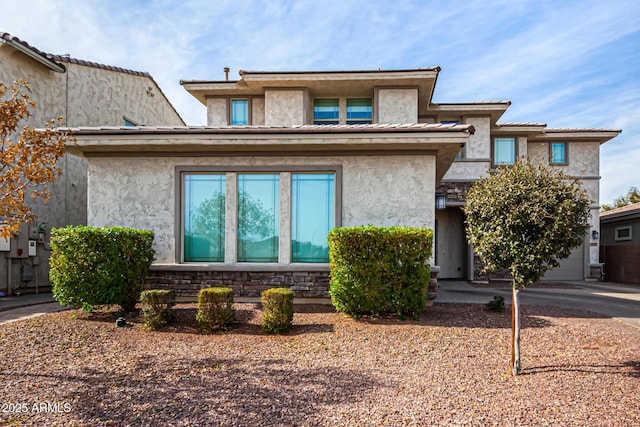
3 0 639 205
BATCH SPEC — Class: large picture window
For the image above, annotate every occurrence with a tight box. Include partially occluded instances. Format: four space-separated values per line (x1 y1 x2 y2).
291 173 335 262
183 174 226 262
237 174 280 262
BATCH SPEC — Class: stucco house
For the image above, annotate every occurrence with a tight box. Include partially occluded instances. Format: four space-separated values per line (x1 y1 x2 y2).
599 202 640 284
0 32 184 294
65 67 619 298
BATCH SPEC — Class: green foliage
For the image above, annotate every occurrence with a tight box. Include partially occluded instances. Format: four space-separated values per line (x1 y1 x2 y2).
196 287 235 333
140 289 176 331
328 226 432 318
601 186 640 211
486 295 506 312
464 159 590 289
261 288 294 334
49 226 155 312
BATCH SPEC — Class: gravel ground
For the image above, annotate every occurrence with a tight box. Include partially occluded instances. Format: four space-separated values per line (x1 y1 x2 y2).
1 302 638 426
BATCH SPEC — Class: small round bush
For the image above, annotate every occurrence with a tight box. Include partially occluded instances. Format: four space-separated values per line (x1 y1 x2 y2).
140 289 176 331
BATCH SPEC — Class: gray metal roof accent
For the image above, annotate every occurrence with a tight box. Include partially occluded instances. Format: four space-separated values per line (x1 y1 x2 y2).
67 122 475 135
1 32 65 72
599 202 640 220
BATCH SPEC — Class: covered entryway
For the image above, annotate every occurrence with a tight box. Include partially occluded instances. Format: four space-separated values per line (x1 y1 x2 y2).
435 207 467 279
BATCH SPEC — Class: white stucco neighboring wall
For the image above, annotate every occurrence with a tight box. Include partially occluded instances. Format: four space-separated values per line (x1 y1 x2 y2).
86 154 437 264
0 44 184 290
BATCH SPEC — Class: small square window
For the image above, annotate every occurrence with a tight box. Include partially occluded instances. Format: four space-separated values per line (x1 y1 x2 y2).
346 98 372 124
314 99 339 124
550 142 567 164
231 99 249 125
493 137 516 165
614 226 632 241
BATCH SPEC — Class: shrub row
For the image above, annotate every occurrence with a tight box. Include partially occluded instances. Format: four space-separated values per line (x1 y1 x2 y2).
328 226 433 319
140 287 294 334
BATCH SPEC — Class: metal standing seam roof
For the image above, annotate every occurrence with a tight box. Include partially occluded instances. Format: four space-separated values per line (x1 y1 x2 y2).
67 122 476 135
1 31 185 125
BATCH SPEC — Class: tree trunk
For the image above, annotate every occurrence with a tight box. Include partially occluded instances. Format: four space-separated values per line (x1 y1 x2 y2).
511 286 521 375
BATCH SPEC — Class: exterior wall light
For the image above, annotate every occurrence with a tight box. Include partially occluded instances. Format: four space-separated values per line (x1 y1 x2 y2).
436 194 446 210
592 230 599 240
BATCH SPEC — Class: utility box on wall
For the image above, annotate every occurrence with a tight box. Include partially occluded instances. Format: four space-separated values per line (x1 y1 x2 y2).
9 224 29 259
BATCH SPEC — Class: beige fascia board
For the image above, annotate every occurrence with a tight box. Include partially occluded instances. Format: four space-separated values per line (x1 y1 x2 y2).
534 129 621 144
239 68 440 83
429 102 511 124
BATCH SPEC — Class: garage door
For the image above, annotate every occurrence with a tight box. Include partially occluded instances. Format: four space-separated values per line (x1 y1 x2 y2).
542 242 585 281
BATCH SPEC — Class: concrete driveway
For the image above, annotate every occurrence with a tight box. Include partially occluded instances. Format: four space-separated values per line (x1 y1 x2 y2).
437 280 640 328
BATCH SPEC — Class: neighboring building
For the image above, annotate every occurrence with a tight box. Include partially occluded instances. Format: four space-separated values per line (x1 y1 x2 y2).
600 202 640 284
0 32 184 294
66 67 619 298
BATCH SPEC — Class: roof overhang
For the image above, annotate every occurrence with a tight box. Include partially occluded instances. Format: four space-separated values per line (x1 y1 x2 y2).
66 122 472 183
428 102 511 124
533 129 621 144
0 35 65 73
181 68 441 108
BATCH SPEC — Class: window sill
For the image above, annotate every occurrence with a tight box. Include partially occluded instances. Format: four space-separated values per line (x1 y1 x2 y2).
151 263 330 272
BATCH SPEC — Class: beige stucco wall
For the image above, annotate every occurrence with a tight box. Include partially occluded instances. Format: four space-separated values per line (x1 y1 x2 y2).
265 89 307 126
462 116 491 159
252 98 265 125
86 154 437 264
206 98 227 126
0 45 184 289
377 88 418 123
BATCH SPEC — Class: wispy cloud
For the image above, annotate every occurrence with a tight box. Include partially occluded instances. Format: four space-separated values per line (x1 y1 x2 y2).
3 0 639 202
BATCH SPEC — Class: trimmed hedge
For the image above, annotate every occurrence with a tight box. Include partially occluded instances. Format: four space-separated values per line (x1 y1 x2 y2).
140 289 176 330
261 288 294 334
328 226 432 318
49 226 155 312
196 287 235 333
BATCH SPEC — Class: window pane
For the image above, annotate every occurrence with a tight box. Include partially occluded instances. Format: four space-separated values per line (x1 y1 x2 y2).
183 174 225 262
346 98 372 122
231 99 249 125
237 174 279 262
314 99 339 124
292 174 334 263
494 137 516 165
551 142 566 163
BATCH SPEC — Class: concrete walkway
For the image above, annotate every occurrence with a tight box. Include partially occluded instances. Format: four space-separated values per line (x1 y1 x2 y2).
0 280 639 327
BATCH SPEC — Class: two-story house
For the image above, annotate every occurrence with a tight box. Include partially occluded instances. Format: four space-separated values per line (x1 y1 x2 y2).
66 67 619 298
0 32 184 294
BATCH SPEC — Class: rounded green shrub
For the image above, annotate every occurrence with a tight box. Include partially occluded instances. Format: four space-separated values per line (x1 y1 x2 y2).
196 287 234 333
328 226 432 318
49 226 155 313
140 289 176 330
261 288 294 334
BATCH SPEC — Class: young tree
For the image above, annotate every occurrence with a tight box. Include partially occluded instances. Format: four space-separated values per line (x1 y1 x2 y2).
464 159 590 375
0 80 72 239
601 186 640 211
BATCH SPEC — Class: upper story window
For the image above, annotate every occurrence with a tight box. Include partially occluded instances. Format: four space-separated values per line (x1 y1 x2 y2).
231 99 249 125
346 98 372 124
313 99 339 124
550 142 567 165
493 137 516 166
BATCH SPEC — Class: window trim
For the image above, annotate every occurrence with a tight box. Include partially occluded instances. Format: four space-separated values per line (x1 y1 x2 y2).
614 226 632 242
549 142 569 165
492 136 518 167
175 165 342 265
